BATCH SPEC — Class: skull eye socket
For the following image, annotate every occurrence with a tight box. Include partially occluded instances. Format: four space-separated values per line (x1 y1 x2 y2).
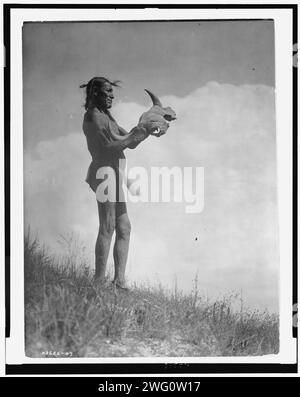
164 114 174 121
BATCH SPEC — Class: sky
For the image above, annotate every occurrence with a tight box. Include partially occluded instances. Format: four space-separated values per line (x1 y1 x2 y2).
23 20 279 311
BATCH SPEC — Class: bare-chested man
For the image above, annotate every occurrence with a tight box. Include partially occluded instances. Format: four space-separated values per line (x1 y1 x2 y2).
81 77 169 289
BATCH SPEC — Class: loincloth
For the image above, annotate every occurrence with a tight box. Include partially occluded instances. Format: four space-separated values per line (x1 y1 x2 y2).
85 160 127 216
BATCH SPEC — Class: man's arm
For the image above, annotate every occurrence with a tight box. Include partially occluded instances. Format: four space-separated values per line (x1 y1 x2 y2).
91 110 148 151
118 126 129 136
104 137 131 151
105 126 149 151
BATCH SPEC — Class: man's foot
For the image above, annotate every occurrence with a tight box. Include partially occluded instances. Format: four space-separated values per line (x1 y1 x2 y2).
111 281 129 291
94 276 107 287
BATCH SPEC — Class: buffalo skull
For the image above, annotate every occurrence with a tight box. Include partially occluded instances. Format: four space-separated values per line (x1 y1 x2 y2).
139 89 176 137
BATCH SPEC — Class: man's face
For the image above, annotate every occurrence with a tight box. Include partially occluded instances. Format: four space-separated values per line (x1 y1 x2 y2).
97 82 114 109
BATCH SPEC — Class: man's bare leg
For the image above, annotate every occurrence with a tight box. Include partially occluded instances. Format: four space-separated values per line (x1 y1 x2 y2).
95 200 116 282
113 213 131 287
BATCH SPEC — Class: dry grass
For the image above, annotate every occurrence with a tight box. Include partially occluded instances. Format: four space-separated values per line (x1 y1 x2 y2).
24 231 279 357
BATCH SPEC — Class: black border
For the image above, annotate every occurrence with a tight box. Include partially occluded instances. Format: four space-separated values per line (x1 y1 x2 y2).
4 3 298 375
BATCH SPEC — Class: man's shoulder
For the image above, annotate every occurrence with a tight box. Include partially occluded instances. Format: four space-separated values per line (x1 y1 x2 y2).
86 107 109 126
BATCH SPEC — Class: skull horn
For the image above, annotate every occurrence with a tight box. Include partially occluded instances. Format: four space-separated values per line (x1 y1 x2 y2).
144 89 162 107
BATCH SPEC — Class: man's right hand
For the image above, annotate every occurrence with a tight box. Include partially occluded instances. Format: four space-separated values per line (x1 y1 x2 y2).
127 125 149 149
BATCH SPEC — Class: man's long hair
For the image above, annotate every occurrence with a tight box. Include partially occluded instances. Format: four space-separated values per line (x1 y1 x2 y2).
80 77 121 110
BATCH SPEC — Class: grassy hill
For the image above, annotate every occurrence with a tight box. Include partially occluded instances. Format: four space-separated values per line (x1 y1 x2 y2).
24 232 279 357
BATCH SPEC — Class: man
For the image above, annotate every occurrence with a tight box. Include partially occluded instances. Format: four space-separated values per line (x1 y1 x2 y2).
81 77 169 289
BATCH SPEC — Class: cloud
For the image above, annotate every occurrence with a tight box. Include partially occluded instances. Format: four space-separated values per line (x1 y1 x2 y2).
24 82 278 311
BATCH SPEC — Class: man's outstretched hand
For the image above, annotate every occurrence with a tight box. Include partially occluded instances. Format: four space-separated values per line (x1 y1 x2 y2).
127 125 150 149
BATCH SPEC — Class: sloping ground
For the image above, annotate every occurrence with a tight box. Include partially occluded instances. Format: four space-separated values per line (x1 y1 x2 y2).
84 328 222 357
24 233 279 358
27 329 221 358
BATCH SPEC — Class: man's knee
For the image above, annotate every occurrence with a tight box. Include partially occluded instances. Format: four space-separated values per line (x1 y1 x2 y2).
100 222 115 237
97 201 116 237
116 217 131 239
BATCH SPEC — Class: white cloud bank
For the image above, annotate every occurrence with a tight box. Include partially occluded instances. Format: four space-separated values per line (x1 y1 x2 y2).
24 82 279 311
